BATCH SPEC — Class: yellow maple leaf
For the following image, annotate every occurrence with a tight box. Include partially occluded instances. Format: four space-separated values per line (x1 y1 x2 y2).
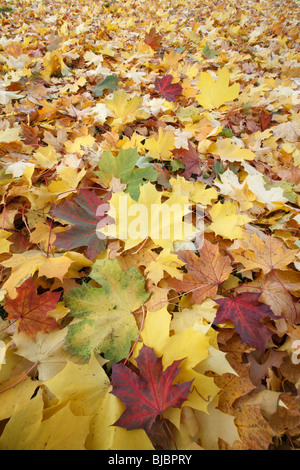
228 230 296 274
209 201 252 239
209 138 256 162
190 182 218 206
0 229 12 254
44 353 110 416
144 127 175 160
196 67 240 110
170 176 217 206
0 390 90 450
29 223 65 251
64 135 95 156
12 329 69 381
0 127 21 143
0 373 38 422
144 249 185 285
105 89 150 132
86 388 154 450
44 354 153 450
41 50 72 81
1 250 90 298
47 167 86 198
33 145 57 169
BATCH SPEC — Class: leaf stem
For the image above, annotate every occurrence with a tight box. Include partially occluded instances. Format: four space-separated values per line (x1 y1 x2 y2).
162 414 178 450
124 305 146 365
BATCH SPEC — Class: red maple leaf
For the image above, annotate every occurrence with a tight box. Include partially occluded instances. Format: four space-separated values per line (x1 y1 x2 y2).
110 345 193 435
154 75 182 102
144 27 162 51
259 109 272 131
51 189 111 260
172 141 201 179
4 277 61 338
213 293 277 355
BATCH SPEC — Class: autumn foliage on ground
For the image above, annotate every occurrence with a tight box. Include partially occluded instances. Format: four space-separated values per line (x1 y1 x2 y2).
0 0 299 450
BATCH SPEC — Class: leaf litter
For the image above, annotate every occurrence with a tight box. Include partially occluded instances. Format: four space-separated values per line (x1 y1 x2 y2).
0 0 299 450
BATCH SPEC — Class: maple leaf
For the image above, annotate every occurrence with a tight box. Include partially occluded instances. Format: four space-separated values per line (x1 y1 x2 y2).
213 293 277 355
202 43 220 59
154 75 182 102
144 127 175 161
91 75 120 97
229 230 296 274
131 306 219 413
105 89 150 132
209 201 252 240
51 189 111 260
0 127 21 143
20 123 40 148
12 328 69 381
111 345 193 435
0 229 12 254
64 259 150 362
144 27 162 50
168 239 232 304
144 249 185 285
1 250 85 298
259 110 272 131
196 67 240 110
0 391 90 450
95 147 158 201
4 277 60 338
209 138 256 162
172 142 201 179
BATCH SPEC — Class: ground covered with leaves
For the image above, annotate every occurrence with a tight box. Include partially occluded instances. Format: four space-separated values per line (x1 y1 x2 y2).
0 0 299 451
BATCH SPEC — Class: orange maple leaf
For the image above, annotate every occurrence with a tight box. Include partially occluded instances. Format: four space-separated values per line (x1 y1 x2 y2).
168 239 232 303
4 277 61 338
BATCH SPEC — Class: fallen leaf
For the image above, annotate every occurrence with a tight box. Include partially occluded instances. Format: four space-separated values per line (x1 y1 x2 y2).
64 259 150 362
51 189 109 260
154 75 182 102
111 344 193 435
196 67 240 110
4 277 60 338
168 239 232 304
214 293 278 355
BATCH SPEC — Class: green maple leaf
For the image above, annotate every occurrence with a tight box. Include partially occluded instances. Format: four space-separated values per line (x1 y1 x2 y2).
95 147 158 201
64 259 150 362
264 180 298 204
202 43 220 59
91 75 120 97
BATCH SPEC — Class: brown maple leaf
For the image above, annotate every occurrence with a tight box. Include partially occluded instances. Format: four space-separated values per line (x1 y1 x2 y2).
172 142 201 179
20 123 41 147
168 239 232 304
229 230 296 274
